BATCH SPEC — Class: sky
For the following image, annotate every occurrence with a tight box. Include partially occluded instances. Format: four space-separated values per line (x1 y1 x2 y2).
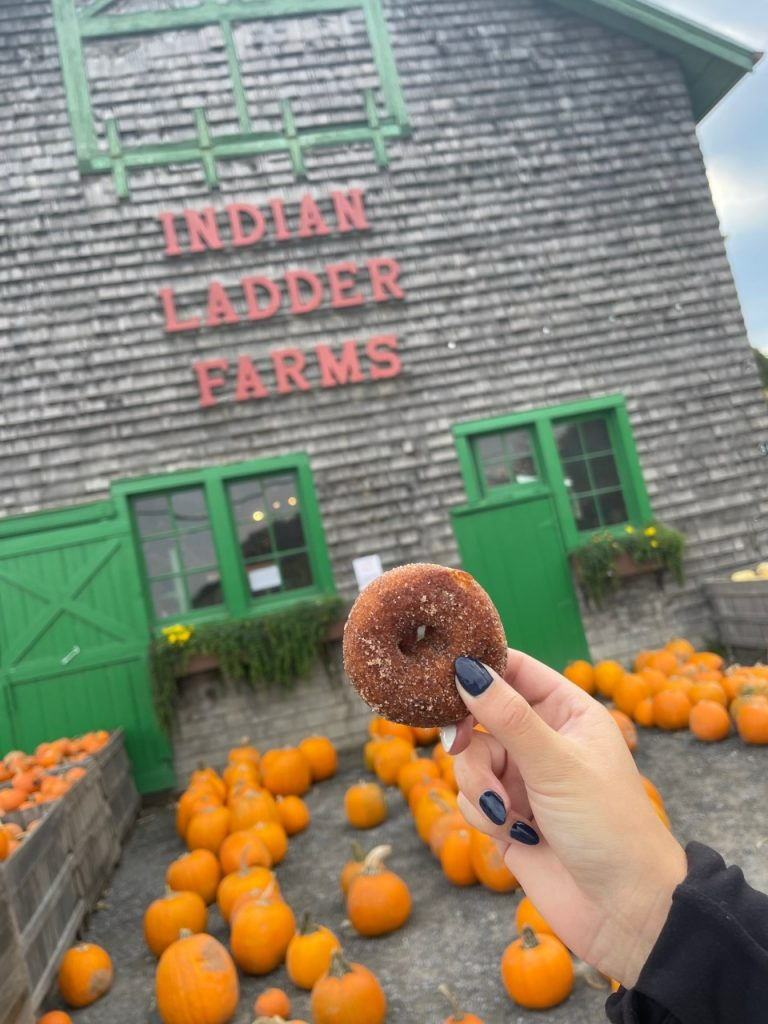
653 0 768 352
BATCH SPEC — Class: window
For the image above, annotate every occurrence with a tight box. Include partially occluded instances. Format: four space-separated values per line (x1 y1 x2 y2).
554 416 628 532
472 427 540 493
123 454 333 626
133 487 223 619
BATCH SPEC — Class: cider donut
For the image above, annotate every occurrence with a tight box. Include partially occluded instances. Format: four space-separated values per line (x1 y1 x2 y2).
342 562 507 727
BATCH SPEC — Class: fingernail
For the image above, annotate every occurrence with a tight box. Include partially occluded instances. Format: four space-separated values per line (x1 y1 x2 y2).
509 821 539 845
439 724 457 753
479 790 507 826
455 656 493 696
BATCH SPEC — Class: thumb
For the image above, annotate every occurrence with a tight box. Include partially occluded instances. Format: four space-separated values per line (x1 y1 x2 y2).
453 655 569 784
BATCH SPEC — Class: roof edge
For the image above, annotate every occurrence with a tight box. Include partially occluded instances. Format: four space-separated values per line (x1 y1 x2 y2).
547 0 762 121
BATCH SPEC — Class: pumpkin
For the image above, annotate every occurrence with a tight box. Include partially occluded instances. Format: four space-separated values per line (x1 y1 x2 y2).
0 828 9 862
469 829 518 892
439 755 458 791
593 660 624 699
286 913 342 989
298 736 337 781
412 726 441 745
344 781 387 829
0 787 25 812
250 820 289 865
612 674 651 717
155 931 239 1024
639 667 669 695
665 637 695 658
563 660 594 694
217 865 277 923
500 927 573 1009
260 748 312 796
363 738 385 772
58 944 114 1008
408 777 453 814
277 794 311 835
346 844 412 937
176 789 222 838
633 697 655 728
372 736 416 786
37 1013 73 1024
228 741 261 767
229 881 284 926
144 889 208 957
188 767 227 801
166 849 221 905
737 698 768 744
686 651 724 672
229 789 280 829
652 689 691 731
689 700 731 742
440 827 477 887
230 895 296 974
438 984 484 1024
310 950 387 1024
339 841 367 895
254 988 291 1018
368 716 414 743
689 681 727 707
186 806 231 854
607 709 638 751
223 762 260 791
649 650 679 676
218 829 273 876
396 757 439 798
414 789 459 843
515 896 556 937
640 776 664 808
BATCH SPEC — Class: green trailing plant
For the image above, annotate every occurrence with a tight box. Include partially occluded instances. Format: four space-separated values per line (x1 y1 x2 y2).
149 595 344 733
572 522 685 609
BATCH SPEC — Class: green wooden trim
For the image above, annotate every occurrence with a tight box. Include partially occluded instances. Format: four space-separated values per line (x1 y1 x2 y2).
194 108 220 189
51 0 100 162
549 0 760 121
112 454 336 631
220 18 252 134
361 0 411 129
0 500 116 540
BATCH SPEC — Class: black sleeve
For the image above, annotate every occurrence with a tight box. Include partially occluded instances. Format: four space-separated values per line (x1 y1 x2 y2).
606 842 768 1024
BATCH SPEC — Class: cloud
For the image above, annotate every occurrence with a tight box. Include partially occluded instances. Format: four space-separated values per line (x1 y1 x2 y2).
705 158 768 235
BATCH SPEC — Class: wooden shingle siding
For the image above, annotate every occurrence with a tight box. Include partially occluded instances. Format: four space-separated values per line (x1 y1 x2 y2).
1 0 766 661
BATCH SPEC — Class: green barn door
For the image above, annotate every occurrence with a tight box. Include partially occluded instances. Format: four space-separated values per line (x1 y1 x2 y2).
451 491 590 672
0 517 174 793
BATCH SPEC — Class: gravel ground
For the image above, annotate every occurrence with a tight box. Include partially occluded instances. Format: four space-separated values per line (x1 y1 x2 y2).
40 730 767 1024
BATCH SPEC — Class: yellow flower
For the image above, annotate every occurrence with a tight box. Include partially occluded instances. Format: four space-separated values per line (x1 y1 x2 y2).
644 526 657 537
650 539 659 548
624 525 635 534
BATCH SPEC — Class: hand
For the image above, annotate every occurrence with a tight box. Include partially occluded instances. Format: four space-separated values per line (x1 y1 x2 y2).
446 650 687 987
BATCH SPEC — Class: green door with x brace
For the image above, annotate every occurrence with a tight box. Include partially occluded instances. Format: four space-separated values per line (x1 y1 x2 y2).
0 507 174 793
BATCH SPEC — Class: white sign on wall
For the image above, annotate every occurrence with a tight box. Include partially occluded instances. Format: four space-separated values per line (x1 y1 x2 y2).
352 554 384 592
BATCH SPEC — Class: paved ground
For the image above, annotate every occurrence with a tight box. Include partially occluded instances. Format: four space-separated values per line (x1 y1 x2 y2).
40 730 767 1024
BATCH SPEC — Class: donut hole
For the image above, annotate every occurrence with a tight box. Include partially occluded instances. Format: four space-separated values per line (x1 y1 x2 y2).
398 623 434 657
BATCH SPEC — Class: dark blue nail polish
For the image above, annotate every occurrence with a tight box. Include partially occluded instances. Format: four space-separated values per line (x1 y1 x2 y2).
455 656 493 696
509 821 539 845
479 790 507 826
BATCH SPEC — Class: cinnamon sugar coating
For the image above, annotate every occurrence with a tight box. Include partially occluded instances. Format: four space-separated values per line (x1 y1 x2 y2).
342 562 508 727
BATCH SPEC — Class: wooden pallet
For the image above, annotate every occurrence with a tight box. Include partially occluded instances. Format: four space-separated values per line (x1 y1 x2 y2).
0 867 35 1024
92 729 141 842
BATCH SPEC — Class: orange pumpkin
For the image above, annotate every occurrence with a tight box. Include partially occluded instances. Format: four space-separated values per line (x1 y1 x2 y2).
229 789 280 830
186 806 231 854
440 827 477 887
276 794 311 835
218 829 273 876
612 674 651 717
737 698 768 745
412 726 441 745
500 927 573 1009
339 841 367 895
166 849 221 905
37 1013 73 1024
372 736 415 786
0 787 26 812
344 781 387 829
428 809 467 859
229 882 284 927
438 984 485 1024
298 736 337 782
228 742 261 767
469 829 518 892
652 689 691 731
286 913 342 989
58 944 114 1008
0 828 9 862
408 777 454 814
176 789 222 838
368 716 415 743
155 932 239 1024
346 845 412 936
689 681 727 707
143 889 208 957
607 709 638 751
254 988 291 1018
633 697 655 728
310 950 387 1024
563 660 595 694
260 748 311 796
649 650 679 677
414 788 459 844
230 895 296 974
249 820 289 865
593 660 624 699
689 700 731 742
396 757 440 798
217 865 277 923
515 896 556 937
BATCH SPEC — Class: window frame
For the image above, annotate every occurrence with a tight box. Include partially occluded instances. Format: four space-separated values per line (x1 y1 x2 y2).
112 453 335 629
452 395 652 551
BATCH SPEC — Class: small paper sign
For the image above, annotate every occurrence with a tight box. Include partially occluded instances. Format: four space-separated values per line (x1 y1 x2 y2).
248 564 281 593
353 554 384 592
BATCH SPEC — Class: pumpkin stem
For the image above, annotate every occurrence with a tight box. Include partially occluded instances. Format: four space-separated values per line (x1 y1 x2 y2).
178 928 193 940
521 925 540 949
350 839 366 862
327 948 353 979
438 983 466 1020
362 844 392 875
164 885 177 899
252 1018 286 1024
299 910 316 935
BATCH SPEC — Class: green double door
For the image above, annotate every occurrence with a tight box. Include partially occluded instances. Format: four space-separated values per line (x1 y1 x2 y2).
451 490 589 672
0 516 174 792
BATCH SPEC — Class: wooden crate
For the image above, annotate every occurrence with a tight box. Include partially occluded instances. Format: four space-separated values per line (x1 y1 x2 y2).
3 800 71 931
0 872 34 1024
92 730 140 841
703 581 768 654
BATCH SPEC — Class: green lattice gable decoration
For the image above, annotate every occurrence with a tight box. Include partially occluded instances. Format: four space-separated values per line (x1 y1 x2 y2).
52 0 411 199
